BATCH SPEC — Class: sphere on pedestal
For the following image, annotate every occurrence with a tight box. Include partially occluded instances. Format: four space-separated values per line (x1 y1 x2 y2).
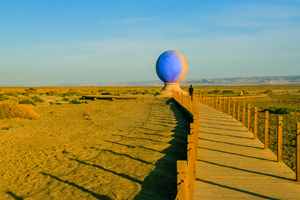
156 50 188 83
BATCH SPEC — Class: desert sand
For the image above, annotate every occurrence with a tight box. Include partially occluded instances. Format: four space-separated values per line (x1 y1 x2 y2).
0 97 189 200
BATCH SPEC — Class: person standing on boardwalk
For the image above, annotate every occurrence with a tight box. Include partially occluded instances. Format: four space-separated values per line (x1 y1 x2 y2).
189 85 194 101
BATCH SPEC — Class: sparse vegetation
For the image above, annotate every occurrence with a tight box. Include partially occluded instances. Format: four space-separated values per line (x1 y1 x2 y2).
62 91 83 97
263 107 298 114
0 100 40 119
207 90 220 94
23 88 38 96
0 94 9 101
222 90 234 94
19 99 37 106
69 99 88 104
1 126 12 130
5 92 18 97
46 91 60 96
31 96 45 103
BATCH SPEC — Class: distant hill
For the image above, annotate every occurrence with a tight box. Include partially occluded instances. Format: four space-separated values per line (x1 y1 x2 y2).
181 76 300 86
79 76 300 86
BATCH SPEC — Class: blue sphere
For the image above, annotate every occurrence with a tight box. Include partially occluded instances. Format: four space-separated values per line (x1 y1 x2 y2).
156 50 188 83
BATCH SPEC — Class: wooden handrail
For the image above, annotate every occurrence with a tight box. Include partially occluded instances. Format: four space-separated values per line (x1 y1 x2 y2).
173 91 199 200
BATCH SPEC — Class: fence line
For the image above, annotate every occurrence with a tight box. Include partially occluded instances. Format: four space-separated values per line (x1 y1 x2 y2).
173 91 199 200
200 92 299 182
297 123 300 181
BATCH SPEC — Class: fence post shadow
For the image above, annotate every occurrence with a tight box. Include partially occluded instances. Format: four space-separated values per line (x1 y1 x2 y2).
133 98 191 200
5 191 23 200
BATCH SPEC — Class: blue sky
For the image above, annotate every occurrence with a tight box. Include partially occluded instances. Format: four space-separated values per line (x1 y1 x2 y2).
0 0 299 86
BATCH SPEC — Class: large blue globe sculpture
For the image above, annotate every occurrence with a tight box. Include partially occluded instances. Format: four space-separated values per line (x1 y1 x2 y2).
156 50 188 83
156 50 188 95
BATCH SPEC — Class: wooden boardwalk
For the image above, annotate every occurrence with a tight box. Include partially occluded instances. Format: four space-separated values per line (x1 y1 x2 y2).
195 103 300 200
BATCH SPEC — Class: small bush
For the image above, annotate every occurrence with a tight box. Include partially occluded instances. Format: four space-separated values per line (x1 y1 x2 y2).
0 94 9 101
5 92 18 97
207 90 221 94
19 99 37 106
26 88 37 91
222 90 234 94
69 99 88 104
149 91 158 95
263 90 273 94
62 97 69 101
263 107 296 114
31 96 45 103
23 89 37 96
1 126 12 130
62 91 82 97
0 100 40 119
46 91 59 96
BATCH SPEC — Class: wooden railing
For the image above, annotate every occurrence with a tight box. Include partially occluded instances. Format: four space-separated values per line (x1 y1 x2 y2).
172 91 199 200
199 93 300 182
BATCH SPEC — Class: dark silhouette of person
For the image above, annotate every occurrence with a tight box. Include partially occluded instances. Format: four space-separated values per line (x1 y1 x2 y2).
189 85 194 101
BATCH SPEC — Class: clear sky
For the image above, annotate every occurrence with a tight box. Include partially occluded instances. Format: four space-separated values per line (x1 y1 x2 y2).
0 0 299 86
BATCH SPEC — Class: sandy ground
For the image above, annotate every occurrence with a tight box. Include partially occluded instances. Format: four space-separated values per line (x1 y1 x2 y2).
0 97 189 200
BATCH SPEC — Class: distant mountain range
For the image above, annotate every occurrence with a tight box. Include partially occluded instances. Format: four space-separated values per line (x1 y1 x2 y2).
77 76 300 86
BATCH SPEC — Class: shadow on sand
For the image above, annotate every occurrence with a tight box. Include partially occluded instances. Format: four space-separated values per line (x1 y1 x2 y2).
133 98 191 200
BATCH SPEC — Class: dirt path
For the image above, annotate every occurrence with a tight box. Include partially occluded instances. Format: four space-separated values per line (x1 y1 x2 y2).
0 97 189 200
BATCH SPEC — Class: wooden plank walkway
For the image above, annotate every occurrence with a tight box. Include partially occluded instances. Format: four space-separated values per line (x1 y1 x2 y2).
195 103 300 200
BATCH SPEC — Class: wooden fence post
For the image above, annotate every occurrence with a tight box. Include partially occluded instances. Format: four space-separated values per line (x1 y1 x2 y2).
254 107 257 139
207 94 209 106
243 102 246 126
208 94 210 107
211 94 214 108
232 99 236 119
277 116 283 162
227 99 230 115
247 104 251 131
200 93 202 103
187 135 194 199
237 102 240 122
177 161 188 200
219 96 222 112
297 123 300 181
222 97 225 113
265 111 269 149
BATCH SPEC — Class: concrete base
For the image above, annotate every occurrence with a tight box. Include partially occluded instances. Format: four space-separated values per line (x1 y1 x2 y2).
157 83 187 97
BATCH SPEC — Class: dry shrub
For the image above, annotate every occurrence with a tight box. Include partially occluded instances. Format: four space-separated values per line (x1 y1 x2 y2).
0 100 40 119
